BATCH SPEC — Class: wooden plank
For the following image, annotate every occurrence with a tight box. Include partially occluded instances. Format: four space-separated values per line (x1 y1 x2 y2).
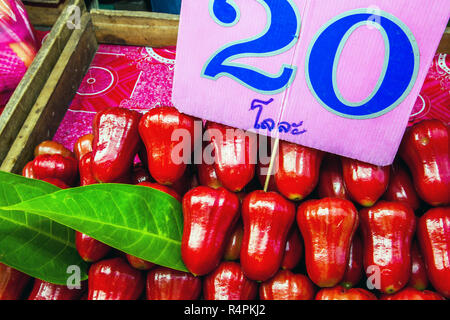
91 9 179 47
1 11 98 174
24 0 61 4
437 27 450 53
24 1 68 27
0 0 86 165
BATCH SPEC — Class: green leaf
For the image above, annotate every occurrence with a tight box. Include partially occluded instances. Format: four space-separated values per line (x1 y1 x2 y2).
0 171 89 285
1 183 188 272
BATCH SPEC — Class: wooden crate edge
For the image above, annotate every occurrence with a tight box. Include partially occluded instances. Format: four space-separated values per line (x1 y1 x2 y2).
0 0 87 165
1 11 98 173
25 0 69 27
91 9 179 47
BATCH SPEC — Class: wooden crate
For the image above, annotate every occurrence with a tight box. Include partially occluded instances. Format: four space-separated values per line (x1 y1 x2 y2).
0 6 179 174
0 6 446 174
25 0 61 3
24 0 69 27
0 0 89 167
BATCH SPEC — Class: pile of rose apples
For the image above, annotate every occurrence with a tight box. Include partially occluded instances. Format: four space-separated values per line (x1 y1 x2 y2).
1 106 448 300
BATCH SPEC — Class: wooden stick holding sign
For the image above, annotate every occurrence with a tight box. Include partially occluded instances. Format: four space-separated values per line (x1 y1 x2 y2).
263 137 279 192
173 0 449 166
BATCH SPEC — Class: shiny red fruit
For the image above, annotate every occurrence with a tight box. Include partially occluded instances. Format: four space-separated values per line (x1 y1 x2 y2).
197 161 223 189
41 178 70 189
28 279 86 300
34 140 74 159
73 133 94 161
380 287 445 300
32 154 78 186
197 140 222 190
408 241 429 291
382 160 421 211
259 269 315 300
0 263 31 300
417 207 450 298
240 190 296 281
223 221 244 261
340 234 363 289
125 254 155 271
297 198 359 288
92 107 142 183
281 227 303 270
341 157 390 207
146 266 201 300
139 106 197 186
399 119 449 206
317 153 350 200
75 232 111 263
181 186 240 276
274 141 324 201
360 201 416 294
22 161 36 179
315 285 377 300
205 122 256 192
203 262 258 300
88 257 144 300
79 152 98 186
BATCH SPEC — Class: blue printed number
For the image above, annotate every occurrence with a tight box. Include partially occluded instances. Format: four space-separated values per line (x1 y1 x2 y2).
306 9 420 119
202 0 300 94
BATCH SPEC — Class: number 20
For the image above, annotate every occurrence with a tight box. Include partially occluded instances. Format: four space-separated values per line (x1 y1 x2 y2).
202 0 419 119
201 0 301 94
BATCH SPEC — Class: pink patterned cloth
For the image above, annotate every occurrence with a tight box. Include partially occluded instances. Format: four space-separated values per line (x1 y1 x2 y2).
0 0 38 108
0 45 27 92
409 53 450 126
53 45 177 151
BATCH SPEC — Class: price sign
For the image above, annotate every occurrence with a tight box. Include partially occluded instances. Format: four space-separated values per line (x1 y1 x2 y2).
172 0 449 165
